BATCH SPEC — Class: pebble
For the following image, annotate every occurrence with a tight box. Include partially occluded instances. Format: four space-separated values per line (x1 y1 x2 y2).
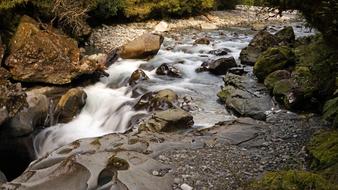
181 183 193 190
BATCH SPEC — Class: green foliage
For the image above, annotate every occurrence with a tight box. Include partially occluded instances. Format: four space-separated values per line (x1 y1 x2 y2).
308 130 338 170
323 97 338 128
0 0 28 10
249 170 338 190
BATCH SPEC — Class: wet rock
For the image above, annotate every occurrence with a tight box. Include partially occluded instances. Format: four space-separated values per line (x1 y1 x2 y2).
181 183 193 190
197 57 237 75
139 108 194 132
200 23 218 30
194 37 210 45
156 63 182 78
218 73 273 120
228 67 247 76
253 46 295 82
7 92 48 137
208 48 231 56
54 88 87 124
135 89 178 112
1 133 174 190
6 15 104 85
139 63 156 71
264 70 291 90
275 26 296 45
208 57 237 75
129 69 149 86
0 79 27 118
119 33 164 59
272 79 301 109
239 30 278 66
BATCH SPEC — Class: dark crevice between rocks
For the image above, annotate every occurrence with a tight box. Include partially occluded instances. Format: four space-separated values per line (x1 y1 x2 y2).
0 134 35 181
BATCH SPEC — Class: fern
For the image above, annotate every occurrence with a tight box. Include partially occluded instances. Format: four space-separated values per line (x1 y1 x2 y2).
323 96 338 127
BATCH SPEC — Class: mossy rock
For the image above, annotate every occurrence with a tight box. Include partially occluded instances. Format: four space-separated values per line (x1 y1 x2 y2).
264 70 291 91
254 46 295 82
249 170 338 190
293 35 337 99
307 130 338 170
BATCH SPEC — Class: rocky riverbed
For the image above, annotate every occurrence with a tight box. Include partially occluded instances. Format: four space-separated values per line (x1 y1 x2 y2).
1 6 337 190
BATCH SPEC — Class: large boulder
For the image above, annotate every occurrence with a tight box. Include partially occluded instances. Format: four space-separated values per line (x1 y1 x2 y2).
1 133 174 190
119 33 164 59
6 92 48 137
253 46 295 82
5 15 105 85
139 108 194 132
275 26 296 45
264 70 291 91
239 30 278 66
218 73 273 120
135 89 178 112
54 87 87 124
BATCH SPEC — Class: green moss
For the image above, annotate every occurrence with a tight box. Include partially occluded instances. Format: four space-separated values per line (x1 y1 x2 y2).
107 155 129 170
217 89 230 102
0 0 28 10
307 130 338 170
293 35 337 99
254 46 295 82
264 70 291 91
249 170 338 190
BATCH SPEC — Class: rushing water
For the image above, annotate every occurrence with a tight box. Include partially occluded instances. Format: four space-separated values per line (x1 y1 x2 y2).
34 23 314 157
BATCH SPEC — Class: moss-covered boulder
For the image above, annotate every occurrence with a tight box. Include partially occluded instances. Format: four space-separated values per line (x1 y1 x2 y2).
292 36 337 100
275 26 296 45
272 79 299 108
264 70 291 91
240 30 279 66
6 15 105 85
308 130 338 170
307 130 338 185
249 170 338 190
254 46 295 82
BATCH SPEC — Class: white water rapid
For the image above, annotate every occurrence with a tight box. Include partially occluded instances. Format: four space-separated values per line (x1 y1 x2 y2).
34 23 314 157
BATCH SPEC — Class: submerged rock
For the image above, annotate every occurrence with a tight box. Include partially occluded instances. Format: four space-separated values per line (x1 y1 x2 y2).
119 33 164 59
54 88 87 124
156 63 182 78
194 37 211 45
253 46 295 82
135 89 178 112
239 30 278 66
208 48 231 56
129 69 149 86
6 15 105 85
218 73 273 120
139 108 194 132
